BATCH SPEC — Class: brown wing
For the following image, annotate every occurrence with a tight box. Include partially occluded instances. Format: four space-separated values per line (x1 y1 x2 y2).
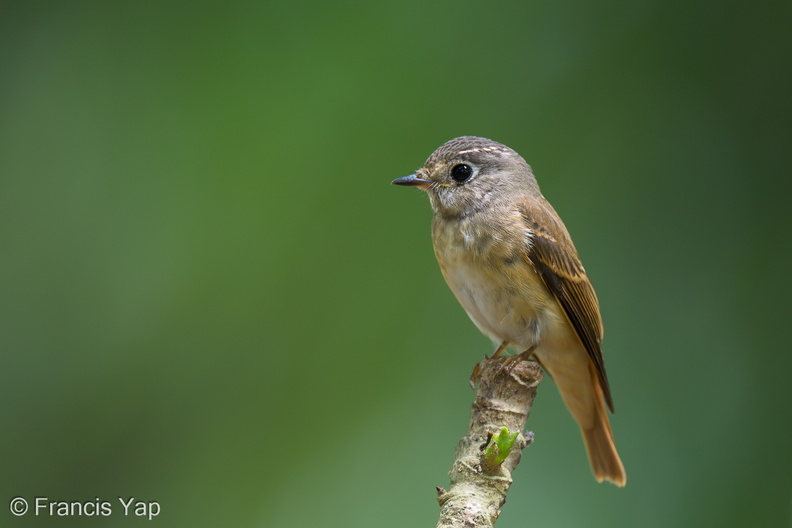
520 200 614 412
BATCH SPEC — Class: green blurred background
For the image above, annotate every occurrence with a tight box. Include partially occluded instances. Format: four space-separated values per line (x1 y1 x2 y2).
2 1 790 526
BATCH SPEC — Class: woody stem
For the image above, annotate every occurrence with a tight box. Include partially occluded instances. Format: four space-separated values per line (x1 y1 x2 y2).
435 358 543 528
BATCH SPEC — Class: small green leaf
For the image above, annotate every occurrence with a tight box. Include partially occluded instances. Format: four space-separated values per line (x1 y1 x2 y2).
483 427 519 466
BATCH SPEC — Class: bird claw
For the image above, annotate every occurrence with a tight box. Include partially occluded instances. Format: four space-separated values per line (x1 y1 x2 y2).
495 346 538 377
470 341 513 389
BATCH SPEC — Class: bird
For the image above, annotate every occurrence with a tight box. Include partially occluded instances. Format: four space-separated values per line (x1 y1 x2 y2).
392 136 626 486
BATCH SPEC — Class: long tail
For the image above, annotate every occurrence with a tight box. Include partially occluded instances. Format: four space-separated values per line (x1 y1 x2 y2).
581 362 626 486
540 349 626 486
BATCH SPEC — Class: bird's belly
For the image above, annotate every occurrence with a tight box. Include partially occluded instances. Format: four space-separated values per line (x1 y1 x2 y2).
440 257 553 351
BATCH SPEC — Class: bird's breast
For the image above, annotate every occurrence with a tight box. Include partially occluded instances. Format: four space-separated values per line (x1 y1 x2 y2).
431 213 564 351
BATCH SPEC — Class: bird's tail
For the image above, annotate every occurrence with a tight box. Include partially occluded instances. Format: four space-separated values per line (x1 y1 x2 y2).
581 365 626 486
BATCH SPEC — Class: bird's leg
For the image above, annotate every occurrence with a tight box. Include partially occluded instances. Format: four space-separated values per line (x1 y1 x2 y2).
497 344 538 376
490 341 509 360
470 341 509 389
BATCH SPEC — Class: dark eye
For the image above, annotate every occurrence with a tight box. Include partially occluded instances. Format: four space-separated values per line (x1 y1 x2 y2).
450 164 473 183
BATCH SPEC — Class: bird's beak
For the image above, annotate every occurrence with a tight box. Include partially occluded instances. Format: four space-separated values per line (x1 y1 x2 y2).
391 174 432 189
391 173 431 189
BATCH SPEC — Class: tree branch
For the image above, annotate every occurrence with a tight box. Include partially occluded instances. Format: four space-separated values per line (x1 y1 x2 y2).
436 358 543 528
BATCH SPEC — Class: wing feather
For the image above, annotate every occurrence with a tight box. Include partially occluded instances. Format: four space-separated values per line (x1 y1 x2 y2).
521 200 614 412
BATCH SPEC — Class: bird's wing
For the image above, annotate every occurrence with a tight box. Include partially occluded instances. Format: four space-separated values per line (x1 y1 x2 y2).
520 199 613 412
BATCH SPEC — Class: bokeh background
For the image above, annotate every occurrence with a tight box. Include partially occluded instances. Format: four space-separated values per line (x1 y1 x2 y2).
2 1 790 527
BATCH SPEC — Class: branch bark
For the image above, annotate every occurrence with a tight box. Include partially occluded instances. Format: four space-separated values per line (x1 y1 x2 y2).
435 358 543 528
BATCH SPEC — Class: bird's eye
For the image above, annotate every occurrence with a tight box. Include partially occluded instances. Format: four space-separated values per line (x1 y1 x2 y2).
450 164 473 183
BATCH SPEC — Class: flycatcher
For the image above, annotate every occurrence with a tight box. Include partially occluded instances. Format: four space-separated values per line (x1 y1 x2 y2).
392 136 626 486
